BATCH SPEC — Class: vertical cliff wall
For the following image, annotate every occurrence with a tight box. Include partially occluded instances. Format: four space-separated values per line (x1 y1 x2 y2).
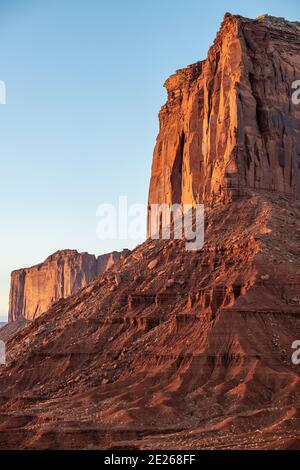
148 14 300 233
9 249 126 321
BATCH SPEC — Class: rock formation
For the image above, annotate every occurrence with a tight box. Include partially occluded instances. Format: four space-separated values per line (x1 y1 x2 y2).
1 192 300 449
148 13 300 233
8 249 128 322
1 14 300 450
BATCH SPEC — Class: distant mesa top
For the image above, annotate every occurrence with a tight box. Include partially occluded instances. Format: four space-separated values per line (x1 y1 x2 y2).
8 248 128 322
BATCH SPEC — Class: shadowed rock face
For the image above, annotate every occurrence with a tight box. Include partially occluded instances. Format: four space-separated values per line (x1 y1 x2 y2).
8 249 127 322
148 13 300 233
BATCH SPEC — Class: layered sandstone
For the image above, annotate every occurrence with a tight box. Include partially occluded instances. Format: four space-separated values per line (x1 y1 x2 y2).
1 14 300 451
1 193 300 449
148 13 300 232
8 249 127 322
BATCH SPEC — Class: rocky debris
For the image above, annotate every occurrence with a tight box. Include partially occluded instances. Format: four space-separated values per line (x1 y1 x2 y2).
0 320 28 342
114 273 122 286
148 259 158 270
9 249 128 322
290 297 300 304
1 191 300 449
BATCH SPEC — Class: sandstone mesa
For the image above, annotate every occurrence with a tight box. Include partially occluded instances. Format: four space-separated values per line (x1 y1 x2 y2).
9 249 129 322
1 13 300 450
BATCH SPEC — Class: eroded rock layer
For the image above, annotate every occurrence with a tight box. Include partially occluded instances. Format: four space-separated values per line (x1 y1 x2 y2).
0 193 300 449
9 249 126 322
1 14 300 450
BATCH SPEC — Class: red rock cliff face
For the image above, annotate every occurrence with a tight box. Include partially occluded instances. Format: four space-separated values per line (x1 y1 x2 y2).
2 14 300 450
148 14 300 231
8 249 126 322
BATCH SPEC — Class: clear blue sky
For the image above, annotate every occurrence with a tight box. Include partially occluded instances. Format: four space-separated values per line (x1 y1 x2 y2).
0 0 298 319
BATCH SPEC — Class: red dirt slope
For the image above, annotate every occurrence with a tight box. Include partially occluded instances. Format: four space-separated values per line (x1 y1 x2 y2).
0 192 300 449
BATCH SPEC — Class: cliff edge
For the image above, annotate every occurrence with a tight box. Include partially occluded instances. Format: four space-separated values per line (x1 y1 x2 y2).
8 249 128 321
148 13 300 233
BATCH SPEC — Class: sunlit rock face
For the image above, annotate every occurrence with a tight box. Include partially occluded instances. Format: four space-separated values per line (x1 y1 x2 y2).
148 13 300 234
2 15 300 451
8 249 125 321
